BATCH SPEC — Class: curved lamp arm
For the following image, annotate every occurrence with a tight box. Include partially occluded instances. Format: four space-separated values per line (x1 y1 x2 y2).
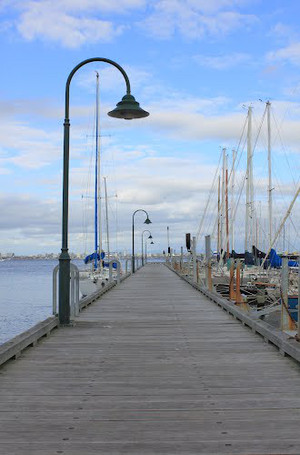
132 208 151 224
142 229 152 239
64 57 131 119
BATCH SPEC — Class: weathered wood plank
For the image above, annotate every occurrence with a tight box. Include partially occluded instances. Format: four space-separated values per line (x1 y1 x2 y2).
0 263 299 454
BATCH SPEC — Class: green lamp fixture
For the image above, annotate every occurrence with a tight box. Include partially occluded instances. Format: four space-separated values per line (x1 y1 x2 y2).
108 94 149 120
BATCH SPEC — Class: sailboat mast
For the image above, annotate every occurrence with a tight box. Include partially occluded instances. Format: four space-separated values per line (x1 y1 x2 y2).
94 72 100 269
104 176 110 260
217 175 221 257
267 101 272 252
220 148 226 257
245 106 252 252
231 149 236 252
225 164 229 258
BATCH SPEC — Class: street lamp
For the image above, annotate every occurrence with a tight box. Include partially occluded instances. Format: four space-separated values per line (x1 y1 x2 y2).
141 230 153 265
145 238 154 263
59 57 149 325
132 209 151 273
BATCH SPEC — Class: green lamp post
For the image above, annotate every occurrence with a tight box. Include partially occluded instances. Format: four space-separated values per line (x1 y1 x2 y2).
59 57 149 325
145 239 154 263
132 209 151 273
141 230 153 266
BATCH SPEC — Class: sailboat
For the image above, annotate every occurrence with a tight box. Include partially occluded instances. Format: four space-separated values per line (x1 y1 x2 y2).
79 72 117 297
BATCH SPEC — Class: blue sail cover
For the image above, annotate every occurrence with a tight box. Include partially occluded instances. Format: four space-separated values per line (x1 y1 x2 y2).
269 249 299 268
84 251 105 264
103 261 118 269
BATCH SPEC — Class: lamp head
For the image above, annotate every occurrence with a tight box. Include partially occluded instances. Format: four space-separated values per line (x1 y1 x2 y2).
144 217 151 225
148 234 153 239
150 241 154 244
108 94 149 120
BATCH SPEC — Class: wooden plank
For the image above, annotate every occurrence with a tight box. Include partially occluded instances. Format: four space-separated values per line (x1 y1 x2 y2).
0 263 300 454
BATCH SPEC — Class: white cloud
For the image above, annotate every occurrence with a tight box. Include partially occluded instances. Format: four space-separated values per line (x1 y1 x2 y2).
17 4 124 48
267 42 300 66
6 0 146 47
139 0 258 39
194 52 252 70
3 0 258 47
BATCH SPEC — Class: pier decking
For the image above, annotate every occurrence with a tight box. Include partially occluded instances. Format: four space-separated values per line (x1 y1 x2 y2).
1 263 300 454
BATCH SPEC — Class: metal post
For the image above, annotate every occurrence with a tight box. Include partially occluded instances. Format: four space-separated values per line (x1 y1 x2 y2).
141 232 144 266
58 57 145 325
281 257 289 332
205 235 211 289
235 260 243 304
167 226 170 260
132 216 135 273
192 236 197 282
229 259 235 300
132 209 151 274
180 246 183 272
59 115 71 325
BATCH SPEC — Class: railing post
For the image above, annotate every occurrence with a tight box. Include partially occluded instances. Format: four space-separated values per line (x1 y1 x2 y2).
280 257 296 332
235 259 243 304
69 263 79 318
281 257 288 332
205 235 212 290
229 259 235 300
192 237 197 282
52 264 59 315
180 246 183 272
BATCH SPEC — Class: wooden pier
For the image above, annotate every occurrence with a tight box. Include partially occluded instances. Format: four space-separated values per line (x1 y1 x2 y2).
1 263 300 454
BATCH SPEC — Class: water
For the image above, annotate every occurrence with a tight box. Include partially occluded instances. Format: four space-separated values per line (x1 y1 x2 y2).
0 259 81 345
0 257 162 346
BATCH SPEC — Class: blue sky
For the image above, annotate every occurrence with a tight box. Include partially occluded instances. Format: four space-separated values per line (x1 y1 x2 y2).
0 0 299 255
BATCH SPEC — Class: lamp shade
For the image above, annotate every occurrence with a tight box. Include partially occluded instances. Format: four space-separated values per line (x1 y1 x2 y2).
108 94 149 120
144 217 152 224
148 234 153 239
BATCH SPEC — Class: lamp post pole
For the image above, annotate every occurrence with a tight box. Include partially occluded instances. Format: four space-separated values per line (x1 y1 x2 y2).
59 57 149 325
132 209 151 273
145 239 154 263
141 230 152 266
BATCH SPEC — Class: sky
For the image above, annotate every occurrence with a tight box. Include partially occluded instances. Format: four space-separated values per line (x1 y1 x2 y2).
0 0 299 256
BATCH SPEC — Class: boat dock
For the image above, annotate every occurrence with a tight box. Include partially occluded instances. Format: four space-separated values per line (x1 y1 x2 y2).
1 263 300 454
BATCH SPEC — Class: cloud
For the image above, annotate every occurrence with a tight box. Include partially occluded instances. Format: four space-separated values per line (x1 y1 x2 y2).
6 0 146 48
268 22 296 42
194 52 252 70
17 4 124 48
139 0 258 39
267 42 300 66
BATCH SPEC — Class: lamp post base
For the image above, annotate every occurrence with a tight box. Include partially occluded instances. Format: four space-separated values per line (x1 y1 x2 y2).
59 250 71 325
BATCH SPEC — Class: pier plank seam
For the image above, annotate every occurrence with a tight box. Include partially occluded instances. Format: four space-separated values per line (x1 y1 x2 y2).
0 263 300 454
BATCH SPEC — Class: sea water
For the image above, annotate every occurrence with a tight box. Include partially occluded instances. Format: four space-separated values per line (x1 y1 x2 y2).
0 259 81 345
